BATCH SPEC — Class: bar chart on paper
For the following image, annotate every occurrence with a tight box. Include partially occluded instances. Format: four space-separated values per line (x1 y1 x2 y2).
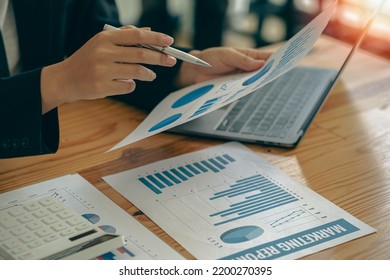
209 174 299 226
103 142 376 260
137 153 236 194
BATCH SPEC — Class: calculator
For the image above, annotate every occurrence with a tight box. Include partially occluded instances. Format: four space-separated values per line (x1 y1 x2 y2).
0 197 125 260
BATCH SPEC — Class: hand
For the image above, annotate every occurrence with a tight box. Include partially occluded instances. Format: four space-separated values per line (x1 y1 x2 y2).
176 47 271 88
40 26 177 114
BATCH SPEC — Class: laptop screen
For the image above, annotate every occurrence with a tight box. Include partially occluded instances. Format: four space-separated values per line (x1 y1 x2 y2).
329 0 385 87
168 2 385 148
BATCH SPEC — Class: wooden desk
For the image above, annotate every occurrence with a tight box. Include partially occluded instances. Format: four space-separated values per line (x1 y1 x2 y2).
1 36 389 259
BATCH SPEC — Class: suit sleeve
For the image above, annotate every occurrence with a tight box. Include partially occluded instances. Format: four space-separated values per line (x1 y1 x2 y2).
0 0 118 159
0 69 59 159
0 0 184 158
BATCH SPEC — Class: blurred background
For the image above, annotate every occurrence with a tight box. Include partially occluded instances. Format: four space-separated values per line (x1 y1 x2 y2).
115 0 390 59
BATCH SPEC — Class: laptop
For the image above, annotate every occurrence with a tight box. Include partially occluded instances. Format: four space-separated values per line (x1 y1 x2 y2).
170 3 380 148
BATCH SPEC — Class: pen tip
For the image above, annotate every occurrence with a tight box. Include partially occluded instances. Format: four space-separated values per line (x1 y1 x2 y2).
197 60 212 67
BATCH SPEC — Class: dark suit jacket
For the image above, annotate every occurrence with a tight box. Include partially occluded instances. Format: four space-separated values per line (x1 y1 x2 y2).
0 0 181 159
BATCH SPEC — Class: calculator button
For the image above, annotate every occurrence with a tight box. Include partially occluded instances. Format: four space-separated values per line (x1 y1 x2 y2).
23 202 41 211
38 198 56 207
41 215 58 225
0 231 11 241
2 239 19 249
0 216 18 229
10 246 27 255
17 214 31 224
51 222 67 232
66 217 83 226
10 226 27 236
35 228 52 238
59 228 75 237
26 220 43 230
56 210 73 219
27 240 43 249
47 204 65 213
44 234 59 243
75 223 91 232
19 233 37 244
8 206 26 217
32 208 50 218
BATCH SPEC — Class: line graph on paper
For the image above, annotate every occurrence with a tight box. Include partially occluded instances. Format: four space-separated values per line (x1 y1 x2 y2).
157 172 303 233
261 206 322 233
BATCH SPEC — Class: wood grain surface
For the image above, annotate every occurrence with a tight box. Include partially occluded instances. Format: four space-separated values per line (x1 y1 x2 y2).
1 36 389 259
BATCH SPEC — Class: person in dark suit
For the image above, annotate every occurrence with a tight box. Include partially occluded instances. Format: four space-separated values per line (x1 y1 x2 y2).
0 0 269 159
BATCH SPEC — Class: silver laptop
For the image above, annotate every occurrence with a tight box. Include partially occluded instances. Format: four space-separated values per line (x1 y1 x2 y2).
170 4 380 148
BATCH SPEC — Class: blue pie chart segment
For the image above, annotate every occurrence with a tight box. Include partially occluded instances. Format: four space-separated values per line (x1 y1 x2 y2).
242 60 274 86
82 213 100 224
148 113 182 132
220 225 264 244
99 225 117 234
172 85 214 109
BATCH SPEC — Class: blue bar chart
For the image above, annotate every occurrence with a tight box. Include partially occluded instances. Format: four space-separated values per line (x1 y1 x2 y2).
137 153 236 194
104 142 375 260
98 246 135 260
191 97 221 117
210 174 299 226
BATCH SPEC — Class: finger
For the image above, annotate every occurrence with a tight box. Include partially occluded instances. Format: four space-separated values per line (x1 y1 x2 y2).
120 25 152 31
119 25 137 30
111 45 177 66
109 79 137 95
225 49 268 72
110 63 157 82
107 28 174 48
235 48 272 60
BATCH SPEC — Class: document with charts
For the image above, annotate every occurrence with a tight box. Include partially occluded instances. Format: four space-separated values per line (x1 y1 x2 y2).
109 1 337 151
103 142 375 260
0 174 184 260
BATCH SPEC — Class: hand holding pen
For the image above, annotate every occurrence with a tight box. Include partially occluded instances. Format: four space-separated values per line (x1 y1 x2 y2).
103 24 211 67
41 23 186 112
40 23 265 114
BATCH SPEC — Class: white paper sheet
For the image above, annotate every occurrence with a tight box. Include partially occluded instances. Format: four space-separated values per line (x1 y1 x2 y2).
0 174 184 260
109 1 337 151
103 142 375 260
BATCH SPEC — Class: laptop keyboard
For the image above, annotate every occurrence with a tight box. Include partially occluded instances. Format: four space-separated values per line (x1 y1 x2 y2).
216 68 329 139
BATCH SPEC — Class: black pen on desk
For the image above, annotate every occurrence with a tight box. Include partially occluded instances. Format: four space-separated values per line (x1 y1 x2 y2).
103 24 212 67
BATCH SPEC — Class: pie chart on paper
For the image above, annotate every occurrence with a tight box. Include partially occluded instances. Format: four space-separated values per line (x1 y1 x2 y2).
171 84 214 108
148 113 183 132
220 225 264 244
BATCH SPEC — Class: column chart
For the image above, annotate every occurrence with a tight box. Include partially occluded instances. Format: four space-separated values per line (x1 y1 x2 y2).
137 153 236 194
104 142 375 260
210 174 299 226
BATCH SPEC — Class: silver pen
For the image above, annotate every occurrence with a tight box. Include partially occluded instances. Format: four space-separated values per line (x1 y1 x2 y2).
103 24 211 67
